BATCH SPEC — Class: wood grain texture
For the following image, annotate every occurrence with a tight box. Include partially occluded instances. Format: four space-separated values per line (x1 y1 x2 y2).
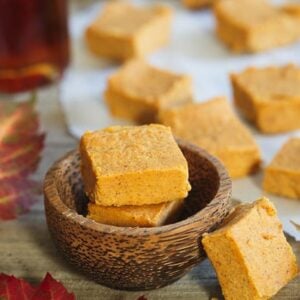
44 139 232 290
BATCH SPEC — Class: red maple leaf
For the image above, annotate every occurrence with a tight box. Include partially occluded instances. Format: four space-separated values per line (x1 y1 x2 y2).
0 274 35 300
0 96 45 221
0 273 75 300
32 273 75 300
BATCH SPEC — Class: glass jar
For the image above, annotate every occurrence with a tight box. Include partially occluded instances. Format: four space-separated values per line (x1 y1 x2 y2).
0 0 70 93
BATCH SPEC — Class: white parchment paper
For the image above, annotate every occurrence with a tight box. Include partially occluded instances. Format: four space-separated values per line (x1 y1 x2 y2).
61 0 300 240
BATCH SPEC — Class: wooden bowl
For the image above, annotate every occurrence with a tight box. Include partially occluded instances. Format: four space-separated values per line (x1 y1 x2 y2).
44 140 232 291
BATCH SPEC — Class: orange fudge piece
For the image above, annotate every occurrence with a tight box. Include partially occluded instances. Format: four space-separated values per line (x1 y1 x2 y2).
264 138 300 199
203 197 299 300
214 0 300 53
231 64 300 133
85 2 172 60
182 0 214 10
104 60 193 124
281 3 300 18
80 124 191 207
159 97 260 178
87 199 184 227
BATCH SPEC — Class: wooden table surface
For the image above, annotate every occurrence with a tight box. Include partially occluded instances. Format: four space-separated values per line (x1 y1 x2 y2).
0 86 299 300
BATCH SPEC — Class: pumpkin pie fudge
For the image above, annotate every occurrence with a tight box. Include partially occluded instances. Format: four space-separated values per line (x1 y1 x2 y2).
87 199 184 227
104 60 193 124
231 64 300 133
203 197 299 300
281 3 300 36
264 138 300 199
182 0 214 10
159 98 260 178
85 2 173 60
80 124 191 207
214 0 300 53
282 3 300 18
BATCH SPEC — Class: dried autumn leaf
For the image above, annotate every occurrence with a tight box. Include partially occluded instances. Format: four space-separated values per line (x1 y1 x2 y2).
0 273 35 300
0 144 43 180
0 179 40 220
0 134 44 164
0 96 45 221
32 273 75 300
0 273 75 300
0 99 39 144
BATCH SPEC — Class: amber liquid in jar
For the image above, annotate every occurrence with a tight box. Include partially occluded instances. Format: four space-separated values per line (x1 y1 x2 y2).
0 0 69 93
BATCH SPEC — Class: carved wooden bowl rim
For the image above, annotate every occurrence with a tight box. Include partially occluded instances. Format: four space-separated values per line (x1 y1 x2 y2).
44 139 232 236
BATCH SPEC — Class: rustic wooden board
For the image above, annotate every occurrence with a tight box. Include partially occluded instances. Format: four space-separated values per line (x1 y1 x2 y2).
0 86 299 300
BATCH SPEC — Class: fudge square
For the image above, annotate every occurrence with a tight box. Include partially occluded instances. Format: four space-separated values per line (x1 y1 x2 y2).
182 0 214 10
263 138 300 199
214 0 300 53
85 2 172 60
231 64 300 133
80 124 191 207
104 60 193 124
87 199 184 227
202 197 299 300
282 3 300 18
159 97 260 178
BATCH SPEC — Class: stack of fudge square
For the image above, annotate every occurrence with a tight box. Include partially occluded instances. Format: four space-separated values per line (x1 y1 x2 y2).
83 0 300 299
80 124 191 228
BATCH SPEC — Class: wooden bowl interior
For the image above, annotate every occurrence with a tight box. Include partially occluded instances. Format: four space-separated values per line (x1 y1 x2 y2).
55 144 220 225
